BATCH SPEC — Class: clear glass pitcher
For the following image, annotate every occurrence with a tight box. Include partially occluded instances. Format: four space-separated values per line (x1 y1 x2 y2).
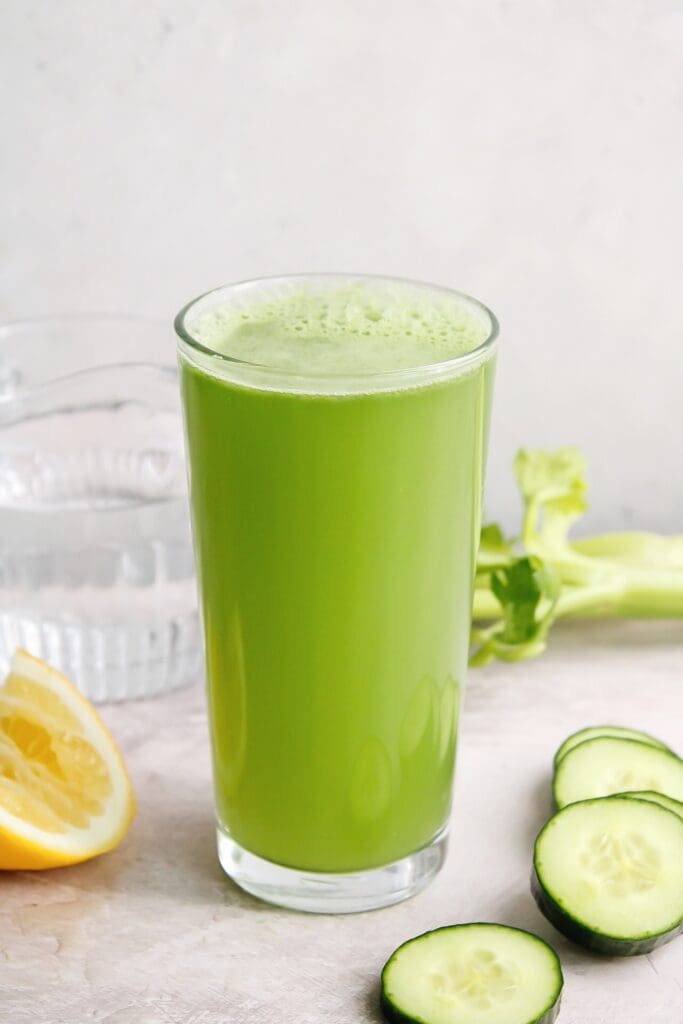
0 315 200 701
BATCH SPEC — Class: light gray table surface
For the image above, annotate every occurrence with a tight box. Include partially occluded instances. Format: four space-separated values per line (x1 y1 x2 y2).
1 620 682 1024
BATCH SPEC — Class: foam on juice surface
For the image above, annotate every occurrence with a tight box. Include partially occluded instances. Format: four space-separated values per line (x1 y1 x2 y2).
189 281 491 374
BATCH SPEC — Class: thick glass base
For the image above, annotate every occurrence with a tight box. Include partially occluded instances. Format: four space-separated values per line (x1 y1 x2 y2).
216 824 449 914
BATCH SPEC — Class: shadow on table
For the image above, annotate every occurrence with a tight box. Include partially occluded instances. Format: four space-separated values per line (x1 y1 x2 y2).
490 887 567 946
361 984 384 1023
522 775 555 848
544 618 683 651
22 784 265 915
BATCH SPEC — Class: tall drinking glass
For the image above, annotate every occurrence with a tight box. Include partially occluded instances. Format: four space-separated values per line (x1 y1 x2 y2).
176 275 498 912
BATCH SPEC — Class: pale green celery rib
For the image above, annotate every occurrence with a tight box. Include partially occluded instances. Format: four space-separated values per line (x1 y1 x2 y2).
472 573 683 623
571 531 683 570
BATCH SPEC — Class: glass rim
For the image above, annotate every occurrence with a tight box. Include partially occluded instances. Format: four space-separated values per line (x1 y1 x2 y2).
175 273 499 393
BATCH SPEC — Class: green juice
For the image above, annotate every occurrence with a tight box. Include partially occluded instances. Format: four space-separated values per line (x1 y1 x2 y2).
178 279 496 875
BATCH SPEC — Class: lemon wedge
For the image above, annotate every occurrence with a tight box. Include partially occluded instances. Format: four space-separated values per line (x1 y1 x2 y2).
0 650 135 869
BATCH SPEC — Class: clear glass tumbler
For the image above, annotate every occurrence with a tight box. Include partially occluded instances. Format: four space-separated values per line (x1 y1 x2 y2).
0 315 200 702
177 275 498 912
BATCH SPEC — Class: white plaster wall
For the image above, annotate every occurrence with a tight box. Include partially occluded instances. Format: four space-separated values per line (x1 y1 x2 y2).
2 0 682 532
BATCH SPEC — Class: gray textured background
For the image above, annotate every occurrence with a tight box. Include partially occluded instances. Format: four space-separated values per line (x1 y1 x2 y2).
2 0 682 531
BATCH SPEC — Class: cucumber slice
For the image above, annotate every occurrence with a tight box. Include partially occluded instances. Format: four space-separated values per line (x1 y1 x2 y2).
553 725 671 769
553 737 683 809
622 790 683 820
533 796 683 955
381 923 563 1024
